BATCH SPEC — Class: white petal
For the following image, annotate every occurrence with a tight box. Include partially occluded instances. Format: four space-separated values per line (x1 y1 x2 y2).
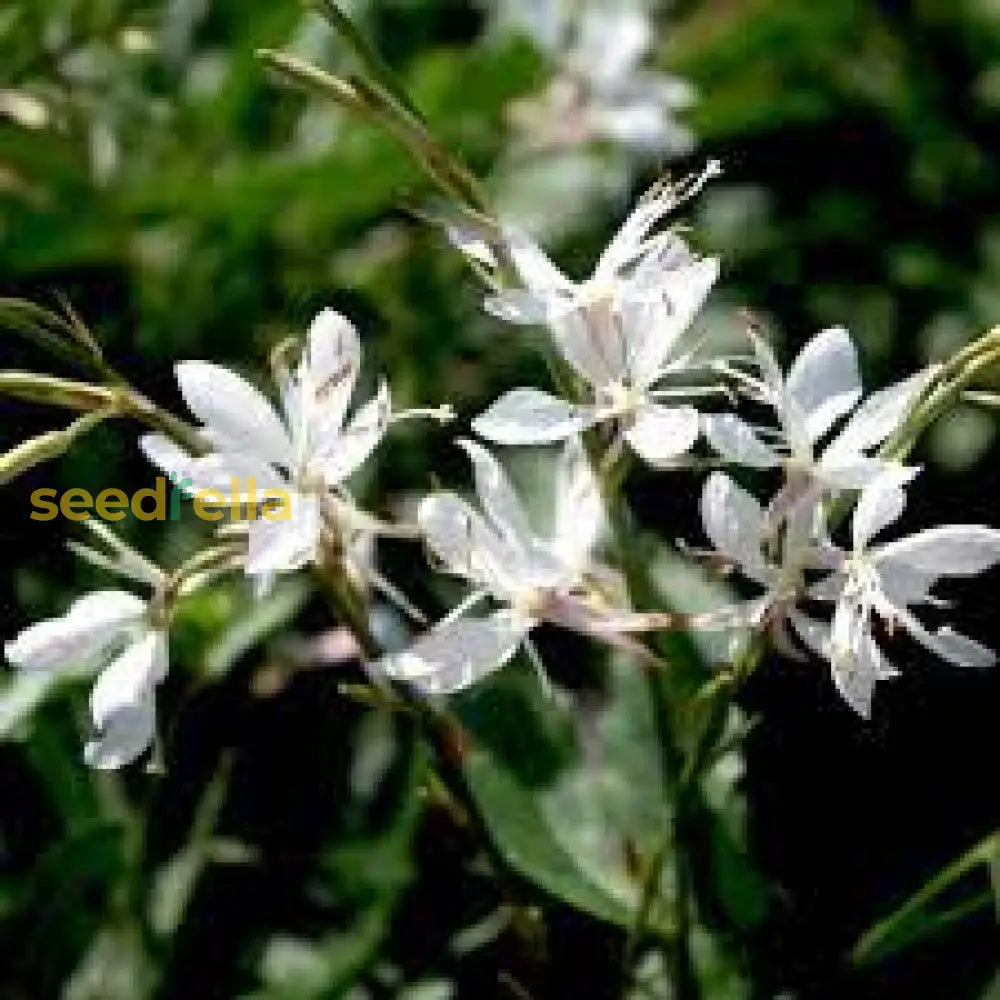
504 229 573 296
899 613 995 669
472 388 590 445
245 494 322 576
303 308 361 433
483 290 553 325
699 473 769 582
626 258 718 385
876 526 1000 579
852 477 908 551
6 591 146 674
90 630 167 731
175 361 292 466
828 600 878 718
624 403 699 466
317 380 391 482
703 413 781 469
381 611 529 694
785 327 861 442
140 434 284 496
84 690 156 770
457 440 534 549
827 369 932 457
550 309 623 387
418 493 517 589
552 437 603 571
816 456 911 491
789 611 830 660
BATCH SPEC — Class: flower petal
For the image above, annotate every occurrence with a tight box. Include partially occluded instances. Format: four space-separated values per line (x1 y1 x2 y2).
303 308 361 434
175 361 292 466
827 369 932 458
703 413 781 469
457 440 534 548
828 599 878 718
552 437 603 571
418 492 519 590
625 403 700 466
317 380 391 483
473 388 591 445
852 476 908 552
84 690 156 770
245 493 322 576
899 612 995 669
699 473 769 583
90 629 166 736
785 327 861 443
876 526 1000 579
505 229 573 296
381 611 528 694
626 258 718 385
140 434 284 496
6 591 146 674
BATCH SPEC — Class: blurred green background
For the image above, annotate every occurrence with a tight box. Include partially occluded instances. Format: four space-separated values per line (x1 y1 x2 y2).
2 1 1000 998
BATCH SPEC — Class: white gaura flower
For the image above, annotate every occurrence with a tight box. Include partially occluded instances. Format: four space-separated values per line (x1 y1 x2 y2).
796 478 1000 717
476 162 720 328
380 439 659 694
4 531 168 769
142 309 446 585
467 177 721 466
705 326 933 501
694 472 827 651
503 0 696 156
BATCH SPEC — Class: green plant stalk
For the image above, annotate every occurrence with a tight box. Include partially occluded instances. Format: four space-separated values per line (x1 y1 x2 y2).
852 832 1000 964
0 370 208 458
257 49 489 216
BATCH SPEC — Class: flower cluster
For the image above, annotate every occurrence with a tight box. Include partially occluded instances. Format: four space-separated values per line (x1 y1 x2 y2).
5 165 1000 769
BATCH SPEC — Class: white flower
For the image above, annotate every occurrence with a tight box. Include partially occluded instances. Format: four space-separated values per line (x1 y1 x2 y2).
705 326 932 499
5 589 167 769
798 478 1000 717
380 438 653 693
480 163 720 328
469 176 721 466
142 309 402 583
695 472 824 641
500 1 696 156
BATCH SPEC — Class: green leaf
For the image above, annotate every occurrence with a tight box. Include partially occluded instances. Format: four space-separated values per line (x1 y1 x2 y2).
460 658 676 932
